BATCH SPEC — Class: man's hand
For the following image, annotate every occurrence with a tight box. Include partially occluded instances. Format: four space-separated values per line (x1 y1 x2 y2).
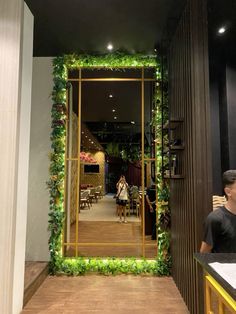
149 205 154 213
200 241 212 253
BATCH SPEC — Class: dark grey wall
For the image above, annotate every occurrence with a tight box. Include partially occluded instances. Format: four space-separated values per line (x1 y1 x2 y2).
168 1 212 313
226 64 236 168
209 49 236 194
209 63 222 194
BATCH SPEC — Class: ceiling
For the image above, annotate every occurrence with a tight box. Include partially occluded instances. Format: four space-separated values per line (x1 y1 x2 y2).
24 0 236 57
24 0 187 153
24 0 186 56
24 0 236 153
69 69 155 150
208 0 236 57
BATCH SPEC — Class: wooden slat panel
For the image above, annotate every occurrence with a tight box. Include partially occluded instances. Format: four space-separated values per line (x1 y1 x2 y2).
168 0 212 313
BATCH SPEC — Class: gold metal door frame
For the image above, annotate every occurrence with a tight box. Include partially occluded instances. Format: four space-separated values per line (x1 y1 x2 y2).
64 67 156 258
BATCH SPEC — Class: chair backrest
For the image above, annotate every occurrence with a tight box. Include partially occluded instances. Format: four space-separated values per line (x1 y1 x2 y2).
95 185 101 192
212 195 226 210
89 187 96 196
81 190 90 199
130 185 139 198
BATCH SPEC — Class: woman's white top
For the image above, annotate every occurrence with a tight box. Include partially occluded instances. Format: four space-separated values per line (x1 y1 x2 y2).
117 182 128 200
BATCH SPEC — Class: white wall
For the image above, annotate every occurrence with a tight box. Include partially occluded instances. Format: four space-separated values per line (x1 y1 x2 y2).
26 57 53 261
12 4 34 313
0 0 24 312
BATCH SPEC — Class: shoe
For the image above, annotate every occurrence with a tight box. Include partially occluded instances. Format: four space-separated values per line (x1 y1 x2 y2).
124 220 128 223
118 219 122 223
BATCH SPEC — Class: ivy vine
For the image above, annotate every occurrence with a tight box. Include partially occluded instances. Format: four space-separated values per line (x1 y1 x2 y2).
48 52 170 275
152 55 171 268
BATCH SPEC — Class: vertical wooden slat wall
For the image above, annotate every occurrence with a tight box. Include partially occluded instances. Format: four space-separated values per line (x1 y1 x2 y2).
168 0 212 313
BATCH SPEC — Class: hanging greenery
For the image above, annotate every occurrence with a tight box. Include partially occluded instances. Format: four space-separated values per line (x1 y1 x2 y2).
152 56 171 268
48 52 170 275
63 52 158 69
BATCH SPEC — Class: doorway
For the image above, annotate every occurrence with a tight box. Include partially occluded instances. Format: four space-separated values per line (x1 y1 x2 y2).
63 67 157 258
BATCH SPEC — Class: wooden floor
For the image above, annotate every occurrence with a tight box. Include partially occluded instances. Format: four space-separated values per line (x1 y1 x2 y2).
65 194 157 258
24 262 48 306
21 275 189 314
65 221 157 258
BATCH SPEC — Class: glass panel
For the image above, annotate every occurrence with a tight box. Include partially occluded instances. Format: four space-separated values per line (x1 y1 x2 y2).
144 81 156 160
68 68 156 79
63 245 76 257
81 68 142 79
144 67 156 79
66 81 79 158
68 69 80 79
64 160 79 245
145 243 157 258
76 245 143 258
78 78 142 256
65 69 157 258
144 160 157 258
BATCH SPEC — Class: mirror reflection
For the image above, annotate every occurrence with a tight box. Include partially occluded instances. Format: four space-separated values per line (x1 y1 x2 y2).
64 68 157 258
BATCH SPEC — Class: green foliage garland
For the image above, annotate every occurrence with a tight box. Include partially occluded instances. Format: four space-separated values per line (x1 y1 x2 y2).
48 52 170 275
53 257 170 276
152 57 171 268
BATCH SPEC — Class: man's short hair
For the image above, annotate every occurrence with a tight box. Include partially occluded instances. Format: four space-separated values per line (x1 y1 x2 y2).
222 170 236 188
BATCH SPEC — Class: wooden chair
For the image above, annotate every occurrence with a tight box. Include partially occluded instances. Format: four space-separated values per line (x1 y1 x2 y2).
95 185 102 200
80 190 90 209
88 187 97 204
125 197 131 216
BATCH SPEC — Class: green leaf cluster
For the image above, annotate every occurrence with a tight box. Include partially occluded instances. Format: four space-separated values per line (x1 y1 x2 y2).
48 52 171 276
152 56 171 269
50 257 170 276
63 52 157 69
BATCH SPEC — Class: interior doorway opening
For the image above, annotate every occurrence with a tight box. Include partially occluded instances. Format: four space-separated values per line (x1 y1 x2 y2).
63 67 157 258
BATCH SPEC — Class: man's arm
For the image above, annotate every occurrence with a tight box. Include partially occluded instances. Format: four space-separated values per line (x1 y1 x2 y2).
146 194 154 212
200 241 212 253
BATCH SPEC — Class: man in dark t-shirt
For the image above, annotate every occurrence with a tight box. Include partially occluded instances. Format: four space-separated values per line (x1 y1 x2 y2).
146 186 157 240
202 206 236 252
200 170 236 253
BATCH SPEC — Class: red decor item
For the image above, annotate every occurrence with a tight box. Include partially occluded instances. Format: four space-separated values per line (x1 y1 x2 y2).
80 152 96 163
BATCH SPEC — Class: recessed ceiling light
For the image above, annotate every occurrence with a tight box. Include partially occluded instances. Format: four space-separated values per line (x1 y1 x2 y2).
218 27 226 34
109 94 113 98
107 43 113 51
114 116 117 120
112 109 116 112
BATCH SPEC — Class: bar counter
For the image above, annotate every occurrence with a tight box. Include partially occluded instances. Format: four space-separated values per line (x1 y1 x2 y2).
194 253 236 313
